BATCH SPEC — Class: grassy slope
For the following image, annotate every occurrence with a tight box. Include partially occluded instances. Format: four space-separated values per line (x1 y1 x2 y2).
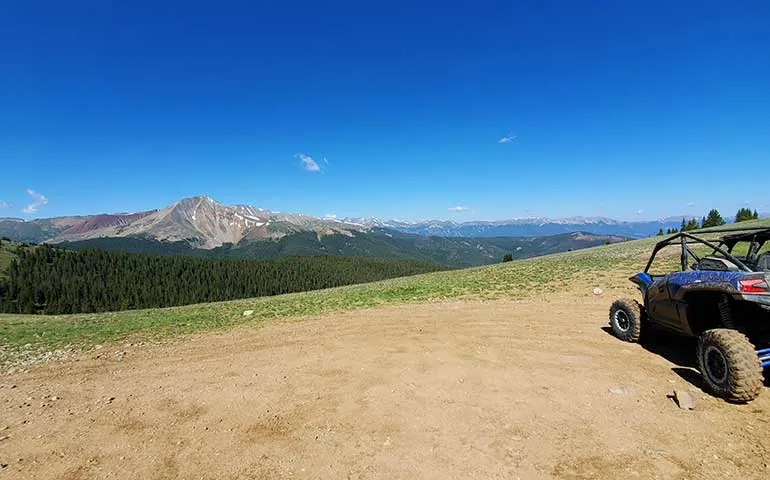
0 240 22 279
0 249 14 277
2 218 768 364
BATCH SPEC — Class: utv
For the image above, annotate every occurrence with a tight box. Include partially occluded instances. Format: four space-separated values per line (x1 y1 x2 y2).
609 226 770 403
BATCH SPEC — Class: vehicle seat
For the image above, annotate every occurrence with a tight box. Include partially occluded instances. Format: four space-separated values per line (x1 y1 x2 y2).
757 253 770 272
747 242 761 265
696 256 740 272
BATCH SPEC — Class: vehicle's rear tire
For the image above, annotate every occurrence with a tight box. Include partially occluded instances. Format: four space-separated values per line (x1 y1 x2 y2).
609 298 642 342
697 329 763 403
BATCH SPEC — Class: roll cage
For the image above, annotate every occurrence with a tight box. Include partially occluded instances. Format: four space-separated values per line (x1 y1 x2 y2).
644 226 770 274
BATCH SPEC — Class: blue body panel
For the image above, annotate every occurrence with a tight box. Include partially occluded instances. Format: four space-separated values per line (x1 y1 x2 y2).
630 270 751 336
630 272 653 294
664 270 746 298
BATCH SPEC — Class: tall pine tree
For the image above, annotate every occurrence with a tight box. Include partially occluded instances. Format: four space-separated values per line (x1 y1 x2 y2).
702 209 726 228
735 207 754 223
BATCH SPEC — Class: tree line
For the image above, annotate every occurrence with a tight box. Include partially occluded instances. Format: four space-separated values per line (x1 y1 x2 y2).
0 245 448 315
657 208 760 236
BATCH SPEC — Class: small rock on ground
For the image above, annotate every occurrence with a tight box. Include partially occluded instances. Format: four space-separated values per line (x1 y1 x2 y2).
609 386 631 395
672 390 696 410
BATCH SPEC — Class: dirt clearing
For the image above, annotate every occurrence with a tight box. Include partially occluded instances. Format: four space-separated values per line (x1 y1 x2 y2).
2 294 769 479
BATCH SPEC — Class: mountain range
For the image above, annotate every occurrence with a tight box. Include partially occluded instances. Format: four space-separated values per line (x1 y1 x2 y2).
0 196 360 247
348 216 698 238
0 195 696 244
0 195 640 266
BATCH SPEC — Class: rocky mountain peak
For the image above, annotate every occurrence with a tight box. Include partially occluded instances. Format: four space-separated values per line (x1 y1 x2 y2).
40 195 364 249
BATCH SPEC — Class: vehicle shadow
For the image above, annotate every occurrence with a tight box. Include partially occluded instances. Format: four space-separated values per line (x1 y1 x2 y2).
601 326 703 389
601 326 770 390
600 326 696 367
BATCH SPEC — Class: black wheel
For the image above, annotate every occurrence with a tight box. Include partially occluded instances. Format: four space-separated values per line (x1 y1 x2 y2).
697 329 763 403
609 298 642 342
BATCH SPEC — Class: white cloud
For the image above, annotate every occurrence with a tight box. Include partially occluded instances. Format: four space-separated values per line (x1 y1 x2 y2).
22 189 48 214
498 135 517 144
686 201 696 207
0 201 8 209
295 153 321 172
448 205 470 212
324 214 338 219
743 200 751 206
635 209 643 216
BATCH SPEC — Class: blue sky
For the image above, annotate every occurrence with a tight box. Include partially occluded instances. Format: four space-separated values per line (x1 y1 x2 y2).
1 1 768 221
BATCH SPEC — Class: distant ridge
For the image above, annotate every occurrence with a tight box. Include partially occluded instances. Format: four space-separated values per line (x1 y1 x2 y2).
345 216 691 239
1 196 365 248
0 195 726 247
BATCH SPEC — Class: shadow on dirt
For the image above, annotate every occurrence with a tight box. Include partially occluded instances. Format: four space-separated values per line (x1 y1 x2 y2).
601 326 770 390
601 326 704 389
672 364 770 390
600 326 696 367
641 332 698 369
671 367 704 389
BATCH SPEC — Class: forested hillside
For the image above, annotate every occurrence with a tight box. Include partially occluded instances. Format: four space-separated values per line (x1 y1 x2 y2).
0 244 448 314
57 229 625 267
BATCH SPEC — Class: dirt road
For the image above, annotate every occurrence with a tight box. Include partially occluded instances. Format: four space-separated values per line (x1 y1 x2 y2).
2 294 769 479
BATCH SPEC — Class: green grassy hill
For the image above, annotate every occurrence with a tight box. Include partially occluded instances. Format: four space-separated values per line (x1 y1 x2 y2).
0 239 28 278
0 248 15 278
2 218 768 366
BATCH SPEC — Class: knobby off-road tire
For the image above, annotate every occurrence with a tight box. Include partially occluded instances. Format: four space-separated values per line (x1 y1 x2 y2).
609 298 642 342
697 329 763 403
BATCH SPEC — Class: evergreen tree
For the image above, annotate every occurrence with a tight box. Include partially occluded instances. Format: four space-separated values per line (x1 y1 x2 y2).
735 208 754 223
684 218 700 231
702 209 726 228
502 253 513 262
0 245 449 315
656 228 664 236
753 209 760 220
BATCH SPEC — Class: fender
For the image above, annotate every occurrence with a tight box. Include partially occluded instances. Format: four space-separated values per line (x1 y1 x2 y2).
629 272 653 295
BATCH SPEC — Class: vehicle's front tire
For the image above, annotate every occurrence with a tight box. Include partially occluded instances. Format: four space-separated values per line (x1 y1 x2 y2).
609 298 642 342
697 329 763 403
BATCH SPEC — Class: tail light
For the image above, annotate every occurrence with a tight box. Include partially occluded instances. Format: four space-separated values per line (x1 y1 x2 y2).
740 278 770 293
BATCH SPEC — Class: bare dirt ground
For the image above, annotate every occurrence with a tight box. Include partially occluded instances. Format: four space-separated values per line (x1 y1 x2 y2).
2 293 770 479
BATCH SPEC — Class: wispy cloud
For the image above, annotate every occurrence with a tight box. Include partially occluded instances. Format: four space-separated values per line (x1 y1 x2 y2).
498 135 517 144
295 153 322 172
635 209 644 216
448 205 470 212
0 201 8 209
743 200 751 206
686 201 696 207
22 189 48 214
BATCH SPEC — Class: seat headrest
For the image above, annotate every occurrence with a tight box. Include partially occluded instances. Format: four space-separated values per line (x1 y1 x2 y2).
757 253 770 272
